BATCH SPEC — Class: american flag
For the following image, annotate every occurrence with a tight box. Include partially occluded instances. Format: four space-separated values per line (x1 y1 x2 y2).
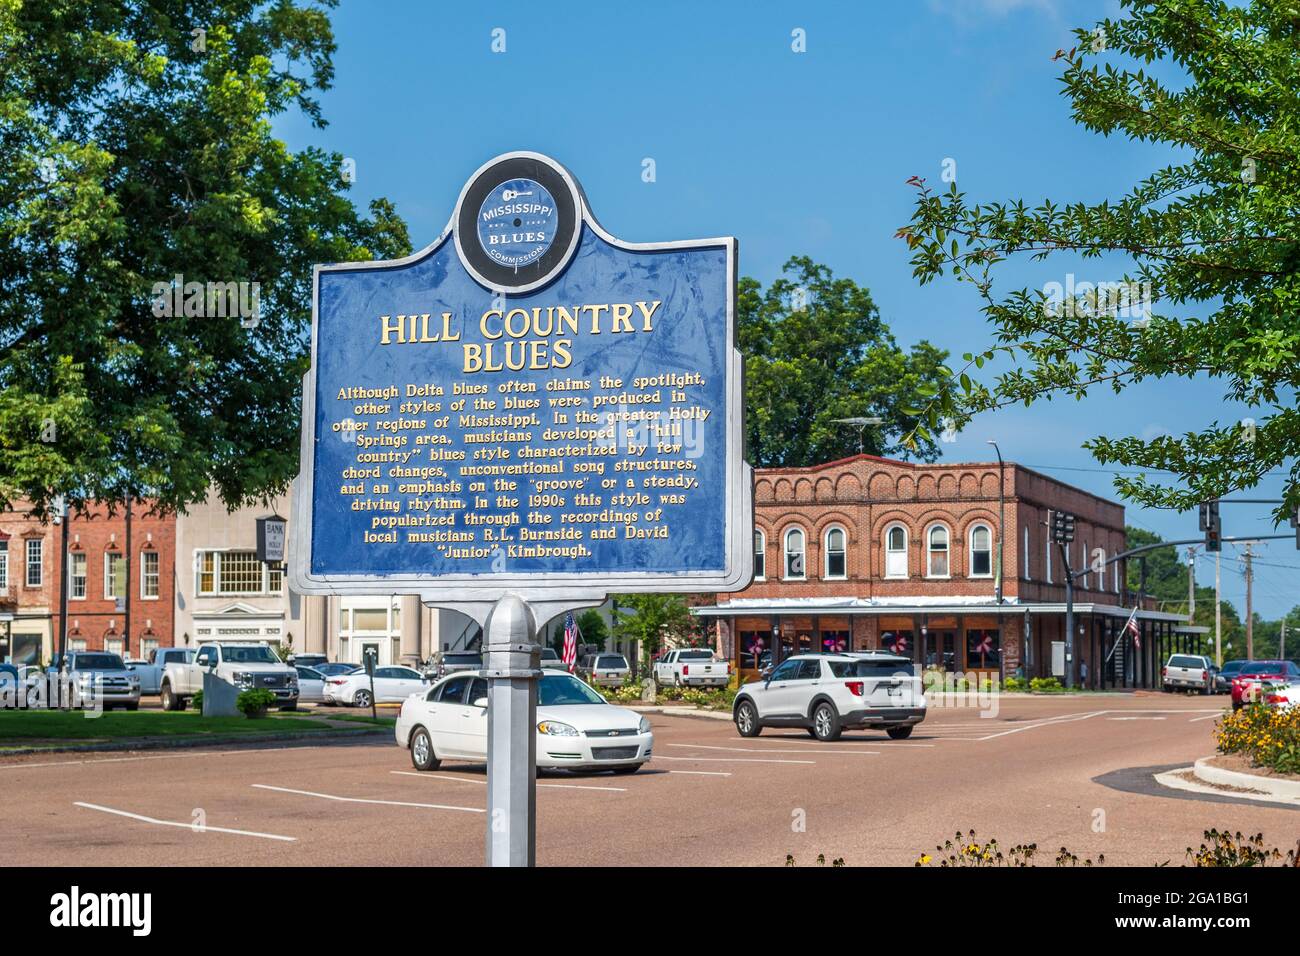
1123 608 1141 649
562 612 578 673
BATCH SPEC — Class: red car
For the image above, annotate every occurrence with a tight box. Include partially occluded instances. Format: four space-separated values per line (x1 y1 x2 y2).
1230 660 1300 710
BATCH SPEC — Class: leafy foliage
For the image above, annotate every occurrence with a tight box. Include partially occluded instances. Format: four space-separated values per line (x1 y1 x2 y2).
0 0 410 515
898 0 1300 527
610 594 697 668
739 256 950 467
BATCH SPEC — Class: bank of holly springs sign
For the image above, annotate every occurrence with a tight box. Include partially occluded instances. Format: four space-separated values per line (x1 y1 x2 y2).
288 152 752 614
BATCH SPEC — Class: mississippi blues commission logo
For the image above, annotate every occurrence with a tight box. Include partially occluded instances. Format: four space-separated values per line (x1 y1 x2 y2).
476 178 559 268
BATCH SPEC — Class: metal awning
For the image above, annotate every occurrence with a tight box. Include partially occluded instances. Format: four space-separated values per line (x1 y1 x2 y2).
692 600 1188 623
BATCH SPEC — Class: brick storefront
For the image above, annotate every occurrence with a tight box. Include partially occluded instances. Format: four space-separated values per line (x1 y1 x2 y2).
694 454 1201 689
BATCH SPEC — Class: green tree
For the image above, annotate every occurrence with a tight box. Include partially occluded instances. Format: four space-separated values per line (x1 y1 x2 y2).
0 0 410 516
899 0 1300 527
611 594 696 668
740 256 951 468
575 609 609 651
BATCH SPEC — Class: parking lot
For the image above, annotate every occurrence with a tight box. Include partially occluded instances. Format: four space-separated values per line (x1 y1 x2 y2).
2 692 1295 867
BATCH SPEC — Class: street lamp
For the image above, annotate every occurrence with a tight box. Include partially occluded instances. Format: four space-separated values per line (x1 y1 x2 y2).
832 417 885 454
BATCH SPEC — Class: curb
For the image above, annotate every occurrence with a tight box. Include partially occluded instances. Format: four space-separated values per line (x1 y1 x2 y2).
1193 756 1300 800
0 726 390 758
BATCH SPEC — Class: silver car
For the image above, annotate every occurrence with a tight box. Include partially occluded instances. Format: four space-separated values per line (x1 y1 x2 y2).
61 652 141 710
580 653 631 688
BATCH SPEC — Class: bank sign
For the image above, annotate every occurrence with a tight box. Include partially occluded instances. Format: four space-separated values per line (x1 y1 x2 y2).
288 152 752 604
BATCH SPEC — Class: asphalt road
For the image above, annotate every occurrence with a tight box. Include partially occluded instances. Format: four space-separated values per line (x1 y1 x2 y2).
2 692 1295 867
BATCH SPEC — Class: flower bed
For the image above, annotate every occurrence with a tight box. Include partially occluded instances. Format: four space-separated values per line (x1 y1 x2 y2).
1216 703 1300 776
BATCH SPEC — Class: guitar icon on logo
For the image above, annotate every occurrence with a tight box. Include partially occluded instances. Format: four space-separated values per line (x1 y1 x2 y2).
501 188 533 202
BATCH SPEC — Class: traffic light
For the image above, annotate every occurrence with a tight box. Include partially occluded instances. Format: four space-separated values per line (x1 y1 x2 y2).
1201 500 1221 552
1051 510 1076 544
1291 504 1299 549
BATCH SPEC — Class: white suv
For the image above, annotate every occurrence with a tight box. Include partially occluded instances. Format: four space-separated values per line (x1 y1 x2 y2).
733 652 926 741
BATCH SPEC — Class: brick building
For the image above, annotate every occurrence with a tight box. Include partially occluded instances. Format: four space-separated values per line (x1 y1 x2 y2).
693 454 1200 688
0 508 59 665
55 501 177 660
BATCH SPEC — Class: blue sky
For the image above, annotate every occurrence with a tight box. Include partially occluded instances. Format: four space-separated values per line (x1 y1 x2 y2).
276 0 1296 623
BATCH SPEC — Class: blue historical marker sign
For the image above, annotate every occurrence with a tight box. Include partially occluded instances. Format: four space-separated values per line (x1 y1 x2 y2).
288 152 752 605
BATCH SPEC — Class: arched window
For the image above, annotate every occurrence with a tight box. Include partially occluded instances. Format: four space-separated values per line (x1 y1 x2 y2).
969 524 992 577
783 527 806 580
884 524 908 578
823 526 846 579
927 524 950 578
753 530 766 581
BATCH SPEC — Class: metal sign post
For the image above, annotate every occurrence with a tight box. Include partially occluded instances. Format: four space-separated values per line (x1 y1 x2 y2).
287 152 753 866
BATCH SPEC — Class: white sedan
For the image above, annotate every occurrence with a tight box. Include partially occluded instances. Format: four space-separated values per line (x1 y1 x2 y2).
294 665 327 703
396 670 653 774
1263 682 1300 710
324 666 429 707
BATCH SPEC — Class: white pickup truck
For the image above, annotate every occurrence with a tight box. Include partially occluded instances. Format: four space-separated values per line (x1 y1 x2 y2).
160 642 299 711
654 648 730 688
127 647 195 695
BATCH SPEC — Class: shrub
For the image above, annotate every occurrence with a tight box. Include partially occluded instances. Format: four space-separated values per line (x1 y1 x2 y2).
1216 703 1300 775
190 691 204 711
1029 677 1065 693
1002 676 1028 692
235 688 277 718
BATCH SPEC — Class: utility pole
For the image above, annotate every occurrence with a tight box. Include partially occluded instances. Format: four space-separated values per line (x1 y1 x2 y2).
1242 542 1254 660
1280 619 1286 660
1185 546 1196 622
1214 549 1222 667
55 495 70 707
124 496 133 659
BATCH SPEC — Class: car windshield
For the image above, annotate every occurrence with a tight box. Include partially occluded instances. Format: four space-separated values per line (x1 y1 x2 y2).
1169 656 1205 668
677 650 714 661
828 659 915 678
1241 661 1286 675
73 654 124 670
1220 660 1247 673
596 656 626 669
218 645 281 664
540 648 559 660
538 674 605 706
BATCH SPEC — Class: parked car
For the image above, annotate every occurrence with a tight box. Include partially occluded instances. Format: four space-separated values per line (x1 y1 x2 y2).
579 653 631 687
654 648 729 688
428 651 482 679
1161 653 1217 694
289 653 330 669
539 647 567 670
397 670 652 774
1231 660 1300 710
294 665 327 703
324 665 429 708
160 641 299 711
314 662 361 679
732 652 926 741
58 652 141 710
1260 682 1300 710
1214 659 1249 694
127 647 195 695
0 664 44 707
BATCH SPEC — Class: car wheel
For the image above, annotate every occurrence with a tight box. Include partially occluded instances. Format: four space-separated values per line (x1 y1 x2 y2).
410 727 440 771
160 684 176 711
673 674 682 688
812 702 841 741
354 689 372 709
279 704 298 712
887 726 913 740
735 699 761 737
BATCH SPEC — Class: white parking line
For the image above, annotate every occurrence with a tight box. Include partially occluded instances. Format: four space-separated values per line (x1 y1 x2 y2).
670 743 878 756
653 754 814 765
1190 713 1223 723
252 783 483 813
75 802 296 841
1107 716 1166 721
667 770 732 776
389 770 625 793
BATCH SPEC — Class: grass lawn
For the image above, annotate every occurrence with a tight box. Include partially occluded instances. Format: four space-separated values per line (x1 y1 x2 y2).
324 714 396 726
0 708 341 746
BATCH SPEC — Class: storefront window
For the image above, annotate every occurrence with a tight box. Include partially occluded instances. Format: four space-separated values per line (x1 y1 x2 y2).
967 628 1001 670
881 629 913 656
739 631 770 671
821 630 849 653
